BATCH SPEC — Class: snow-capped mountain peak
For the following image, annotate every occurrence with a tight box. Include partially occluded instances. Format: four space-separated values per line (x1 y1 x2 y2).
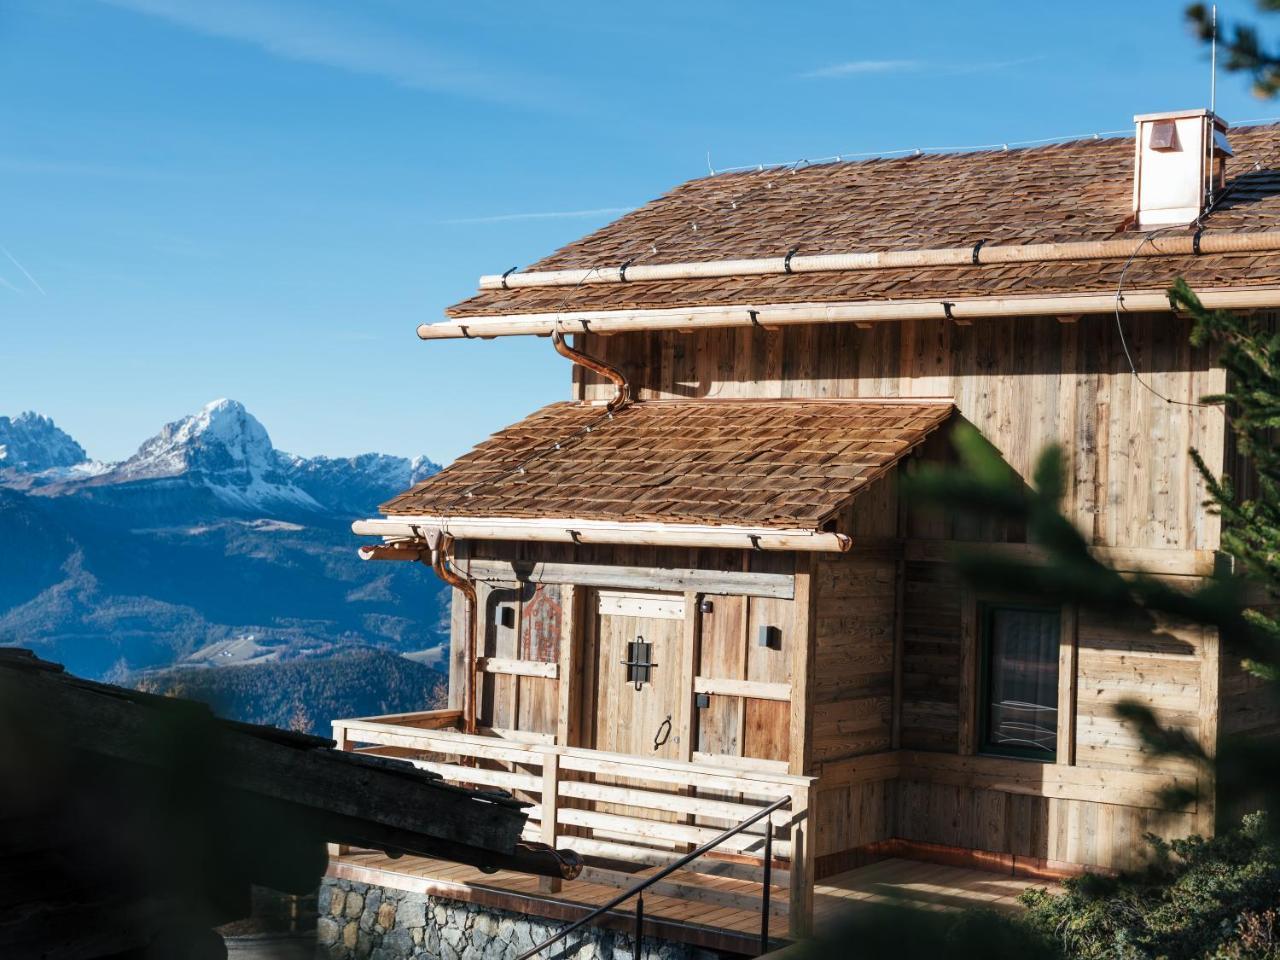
0 411 88 472
1 399 440 515
116 398 278 480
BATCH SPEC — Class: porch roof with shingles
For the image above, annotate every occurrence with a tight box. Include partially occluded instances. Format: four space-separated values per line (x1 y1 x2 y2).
380 399 953 528
446 124 1280 319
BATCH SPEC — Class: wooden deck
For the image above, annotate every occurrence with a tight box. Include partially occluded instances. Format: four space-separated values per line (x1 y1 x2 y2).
328 852 1053 955
812 857 1055 921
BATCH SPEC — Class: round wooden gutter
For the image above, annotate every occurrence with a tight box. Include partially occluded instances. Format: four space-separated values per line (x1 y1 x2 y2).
353 517 852 553
478 230 1280 290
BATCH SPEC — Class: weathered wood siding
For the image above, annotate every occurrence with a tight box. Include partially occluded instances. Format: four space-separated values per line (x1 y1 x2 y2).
810 555 896 766
574 314 1226 551
898 560 963 752
1074 607 1205 776
892 780 1194 872
427 312 1249 874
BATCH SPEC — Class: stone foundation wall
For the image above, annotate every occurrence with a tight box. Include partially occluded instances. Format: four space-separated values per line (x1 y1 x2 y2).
316 878 713 960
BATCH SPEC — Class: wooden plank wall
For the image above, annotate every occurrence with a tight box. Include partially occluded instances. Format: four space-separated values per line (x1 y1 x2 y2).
1073 607 1205 775
898 559 963 752
809 555 896 766
892 780 1194 872
574 313 1226 551
459 540 796 749
696 593 795 763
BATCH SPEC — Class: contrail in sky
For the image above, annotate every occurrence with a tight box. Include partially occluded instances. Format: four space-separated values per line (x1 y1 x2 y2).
0 246 45 295
0 274 24 295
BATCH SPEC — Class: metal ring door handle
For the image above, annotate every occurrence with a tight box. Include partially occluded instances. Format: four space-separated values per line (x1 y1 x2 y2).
653 715 672 751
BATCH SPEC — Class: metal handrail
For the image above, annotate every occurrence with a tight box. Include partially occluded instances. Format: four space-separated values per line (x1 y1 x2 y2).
515 793 790 960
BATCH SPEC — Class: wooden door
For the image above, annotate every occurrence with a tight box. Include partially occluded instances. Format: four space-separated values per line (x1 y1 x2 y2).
695 594 792 764
588 589 685 760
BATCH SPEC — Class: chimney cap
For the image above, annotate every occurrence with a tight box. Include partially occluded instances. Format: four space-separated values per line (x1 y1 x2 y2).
1134 108 1229 130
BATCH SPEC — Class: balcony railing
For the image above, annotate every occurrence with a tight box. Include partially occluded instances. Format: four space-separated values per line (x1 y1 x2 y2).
331 709 815 941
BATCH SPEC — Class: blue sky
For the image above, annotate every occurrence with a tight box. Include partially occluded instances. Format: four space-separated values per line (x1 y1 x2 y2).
0 0 1271 463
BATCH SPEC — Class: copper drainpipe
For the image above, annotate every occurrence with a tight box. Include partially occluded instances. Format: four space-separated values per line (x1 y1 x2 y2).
427 532 479 735
551 330 629 412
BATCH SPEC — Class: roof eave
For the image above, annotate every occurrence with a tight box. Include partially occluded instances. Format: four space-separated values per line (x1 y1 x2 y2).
352 515 853 553
422 284 1280 340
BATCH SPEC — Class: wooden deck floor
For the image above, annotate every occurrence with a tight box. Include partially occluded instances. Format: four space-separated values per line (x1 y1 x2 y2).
328 852 1055 954
812 858 1054 923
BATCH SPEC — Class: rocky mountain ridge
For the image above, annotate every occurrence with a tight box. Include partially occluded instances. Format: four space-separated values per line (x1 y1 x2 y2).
0 400 449 687
5 399 439 516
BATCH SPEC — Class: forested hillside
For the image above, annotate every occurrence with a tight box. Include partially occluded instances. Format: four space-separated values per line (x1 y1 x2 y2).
136 648 447 735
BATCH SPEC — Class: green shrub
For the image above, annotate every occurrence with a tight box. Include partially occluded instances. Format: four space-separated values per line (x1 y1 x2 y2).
1019 813 1280 960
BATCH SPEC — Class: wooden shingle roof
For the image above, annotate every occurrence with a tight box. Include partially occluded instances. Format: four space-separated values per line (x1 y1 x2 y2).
447 124 1280 319
381 400 953 528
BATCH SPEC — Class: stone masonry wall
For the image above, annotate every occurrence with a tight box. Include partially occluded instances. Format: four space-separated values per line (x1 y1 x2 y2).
316 878 715 960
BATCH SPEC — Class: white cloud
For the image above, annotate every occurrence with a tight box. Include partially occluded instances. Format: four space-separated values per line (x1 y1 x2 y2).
801 59 922 79
439 207 636 225
94 0 545 105
802 56 1041 80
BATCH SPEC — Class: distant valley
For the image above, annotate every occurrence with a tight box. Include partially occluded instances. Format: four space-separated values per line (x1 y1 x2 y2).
0 401 450 734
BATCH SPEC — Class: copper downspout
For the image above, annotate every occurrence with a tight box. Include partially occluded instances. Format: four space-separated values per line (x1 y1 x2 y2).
359 537 479 734
429 532 479 735
551 330 630 412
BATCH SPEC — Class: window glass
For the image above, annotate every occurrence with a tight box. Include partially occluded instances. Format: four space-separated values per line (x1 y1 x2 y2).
983 606 1060 760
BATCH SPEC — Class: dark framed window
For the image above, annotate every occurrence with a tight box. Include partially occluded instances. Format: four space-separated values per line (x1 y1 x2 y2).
979 605 1061 761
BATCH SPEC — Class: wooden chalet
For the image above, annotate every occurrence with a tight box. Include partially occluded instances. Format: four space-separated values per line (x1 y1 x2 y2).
336 110 1280 952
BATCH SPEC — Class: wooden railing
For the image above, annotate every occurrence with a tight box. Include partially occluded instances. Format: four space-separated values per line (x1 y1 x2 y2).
332 710 815 937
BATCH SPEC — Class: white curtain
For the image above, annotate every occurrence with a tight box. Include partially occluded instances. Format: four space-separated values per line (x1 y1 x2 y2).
987 607 1059 755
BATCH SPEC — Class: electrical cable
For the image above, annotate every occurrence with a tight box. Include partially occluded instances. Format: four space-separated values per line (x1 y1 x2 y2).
1112 153 1270 408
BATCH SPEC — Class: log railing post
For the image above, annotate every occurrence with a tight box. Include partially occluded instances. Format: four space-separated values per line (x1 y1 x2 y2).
787 781 814 940
329 722 352 858
539 749 562 893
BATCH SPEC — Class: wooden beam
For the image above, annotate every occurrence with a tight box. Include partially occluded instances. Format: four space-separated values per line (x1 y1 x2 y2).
693 677 791 702
461 558 795 599
1056 605 1079 766
539 752 561 893
354 516 851 553
555 584 582 748
555 808 789 857
790 557 817 776
788 782 814 938
957 590 979 756
676 592 699 763
1197 625 1221 836
478 657 559 679
419 285 1280 340
890 556 906 750
897 750 1197 811
596 589 686 620
903 541 1217 577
